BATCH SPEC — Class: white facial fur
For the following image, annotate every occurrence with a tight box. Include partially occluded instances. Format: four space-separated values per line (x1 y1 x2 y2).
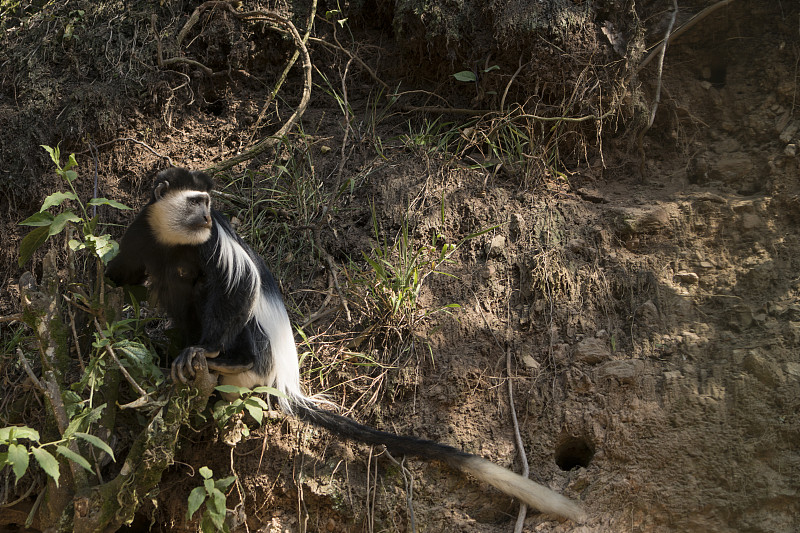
148 189 212 246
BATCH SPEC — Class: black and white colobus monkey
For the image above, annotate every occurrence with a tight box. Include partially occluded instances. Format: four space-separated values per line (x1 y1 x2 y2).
107 168 585 522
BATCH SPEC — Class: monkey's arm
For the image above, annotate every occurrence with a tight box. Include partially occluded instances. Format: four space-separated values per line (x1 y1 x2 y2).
172 225 259 382
106 214 150 286
170 282 257 382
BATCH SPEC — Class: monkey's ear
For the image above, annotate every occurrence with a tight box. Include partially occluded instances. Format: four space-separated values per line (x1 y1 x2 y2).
154 180 170 200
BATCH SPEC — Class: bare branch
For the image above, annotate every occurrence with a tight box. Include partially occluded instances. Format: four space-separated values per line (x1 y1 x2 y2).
94 318 150 399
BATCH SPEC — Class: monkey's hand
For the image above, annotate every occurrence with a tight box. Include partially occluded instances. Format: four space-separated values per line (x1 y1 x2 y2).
171 346 220 384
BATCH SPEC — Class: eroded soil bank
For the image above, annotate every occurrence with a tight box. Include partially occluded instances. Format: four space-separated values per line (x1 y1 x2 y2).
1 1 798 532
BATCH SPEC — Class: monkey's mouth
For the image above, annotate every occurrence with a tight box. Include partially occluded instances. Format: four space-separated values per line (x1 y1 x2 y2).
190 220 212 230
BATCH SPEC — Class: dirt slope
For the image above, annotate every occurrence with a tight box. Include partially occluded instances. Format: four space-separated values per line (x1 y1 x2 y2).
1 1 798 532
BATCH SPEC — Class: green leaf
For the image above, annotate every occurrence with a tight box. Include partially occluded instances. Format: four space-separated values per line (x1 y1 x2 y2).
243 400 263 425
83 233 119 262
101 242 120 262
453 70 477 82
199 466 213 479
0 426 40 442
92 234 120 263
62 390 84 418
209 488 227 526
87 198 131 210
114 340 151 365
18 226 50 267
483 64 500 73
40 191 78 212
187 486 207 519
74 432 115 461
48 211 82 237
64 153 78 171
251 386 288 399
56 445 93 473
31 447 60 487
200 514 219 533
204 477 214 494
41 144 60 166
91 335 110 349
84 404 106 426
215 476 236 490
64 170 78 183
214 384 250 395
7 443 29 483
19 211 55 227
246 396 269 410
62 404 106 441
62 415 83 441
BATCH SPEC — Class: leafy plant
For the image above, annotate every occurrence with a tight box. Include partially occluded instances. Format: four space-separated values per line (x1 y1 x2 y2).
0 424 114 488
77 320 165 398
212 385 287 435
187 466 236 533
18 144 129 266
452 64 500 83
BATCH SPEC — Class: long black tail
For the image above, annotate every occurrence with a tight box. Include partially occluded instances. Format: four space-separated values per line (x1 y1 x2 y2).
293 402 585 522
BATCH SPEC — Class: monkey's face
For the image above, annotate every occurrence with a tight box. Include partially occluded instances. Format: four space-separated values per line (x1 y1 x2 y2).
148 188 213 246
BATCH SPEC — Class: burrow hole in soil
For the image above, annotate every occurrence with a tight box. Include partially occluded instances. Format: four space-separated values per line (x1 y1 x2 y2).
554 434 595 471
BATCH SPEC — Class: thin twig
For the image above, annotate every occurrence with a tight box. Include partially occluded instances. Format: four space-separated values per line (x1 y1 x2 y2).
65 302 86 372
647 0 678 131
336 57 354 184
637 0 679 177
78 137 175 166
299 59 357 323
383 451 417 533
397 104 615 123
312 226 351 322
17 348 46 395
176 1 234 47
634 0 735 76
309 36 391 93
93 318 150 399
118 396 157 410
0 476 37 508
301 298 342 329
250 0 317 142
471 290 532 530
507 347 530 533
204 10 313 174
500 56 524 114
396 104 495 116
153 13 213 76
89 141 99 217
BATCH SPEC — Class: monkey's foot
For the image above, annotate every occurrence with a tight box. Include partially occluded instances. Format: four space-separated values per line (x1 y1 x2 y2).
171 346 220 384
